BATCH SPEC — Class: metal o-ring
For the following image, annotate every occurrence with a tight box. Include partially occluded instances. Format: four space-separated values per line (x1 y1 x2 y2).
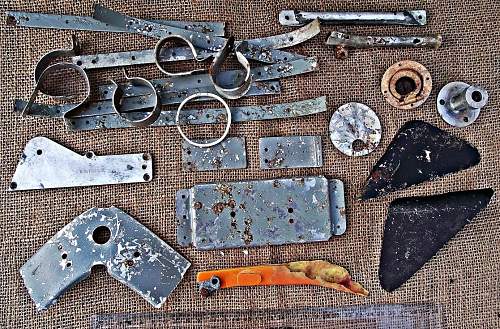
176 93 232 148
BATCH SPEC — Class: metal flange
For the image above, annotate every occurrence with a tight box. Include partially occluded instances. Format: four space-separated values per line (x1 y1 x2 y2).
437 81 489 127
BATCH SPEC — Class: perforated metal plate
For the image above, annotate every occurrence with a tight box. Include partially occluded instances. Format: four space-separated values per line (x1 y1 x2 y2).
181 137 247 171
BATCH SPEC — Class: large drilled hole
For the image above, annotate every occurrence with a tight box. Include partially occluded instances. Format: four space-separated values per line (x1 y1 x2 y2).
352 139 367 152
395 76 417 96
92 226 111 244
471 90 482 102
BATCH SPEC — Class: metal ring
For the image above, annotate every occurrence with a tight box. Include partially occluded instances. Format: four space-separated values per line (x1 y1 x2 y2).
154 35 207 76
110 70 160 127
176 93 231 148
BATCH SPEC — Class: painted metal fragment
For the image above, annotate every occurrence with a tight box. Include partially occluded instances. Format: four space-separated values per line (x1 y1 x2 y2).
361 120 481 200
197 260 368 297
9 137 152 191
329 102 381 156
380 189 494 292
258 136 323 169
20 207 191 310
176 176 346 250
182 137 247 172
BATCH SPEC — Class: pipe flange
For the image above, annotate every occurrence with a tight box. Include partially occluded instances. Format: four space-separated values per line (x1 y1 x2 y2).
111 70 160 127
437 81 489 127
154 35 208 76
176 93 232 148
381 60 432 110
329 102 382 156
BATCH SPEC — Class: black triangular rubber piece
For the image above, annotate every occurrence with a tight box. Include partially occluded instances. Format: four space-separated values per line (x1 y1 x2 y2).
361 120 480 200
379 188 494 292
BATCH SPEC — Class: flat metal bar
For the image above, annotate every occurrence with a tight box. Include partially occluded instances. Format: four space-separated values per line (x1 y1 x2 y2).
326 31 442 48
9 137 152 191
64 97 327 131
279 10 426 26
13 81 281 118
5 11 225 35
176 176 345 249
71 20 319 70
181 137 247 172
259 136 323 169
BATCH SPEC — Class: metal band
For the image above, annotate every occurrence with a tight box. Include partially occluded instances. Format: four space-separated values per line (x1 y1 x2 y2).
176 93 231 148
154 35 208 76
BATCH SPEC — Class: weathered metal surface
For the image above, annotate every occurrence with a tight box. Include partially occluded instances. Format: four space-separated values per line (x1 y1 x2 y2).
182 137 247 172
437 81 489 127
20 207 191 310
176 176 346 250
279 10 426 26
6 11 225 35
258 136 323 169
64 96 327 131
93 5 301 64
361 120 481 200
9 137 152 191
14 81 281 119
69 20 319 70
380 189 494 292
381 60 432 110
329 102 381 157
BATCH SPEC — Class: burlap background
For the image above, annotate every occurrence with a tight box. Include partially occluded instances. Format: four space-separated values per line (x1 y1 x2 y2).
1 1 499 328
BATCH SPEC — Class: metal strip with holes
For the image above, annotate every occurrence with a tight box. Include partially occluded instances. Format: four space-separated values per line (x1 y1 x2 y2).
6 11 225 35
259 136 323 169
176 176 346 250
63 97 328 131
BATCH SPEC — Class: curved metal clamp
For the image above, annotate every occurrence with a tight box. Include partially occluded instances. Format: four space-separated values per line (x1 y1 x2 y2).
154 35 208 76
110 69 160 127
209 36 252 99
176 93 232 148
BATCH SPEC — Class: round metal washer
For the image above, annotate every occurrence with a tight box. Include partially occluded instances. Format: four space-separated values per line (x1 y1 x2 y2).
437 81 488 127
329 102 382 157
381 60 432 110
176 93 232 148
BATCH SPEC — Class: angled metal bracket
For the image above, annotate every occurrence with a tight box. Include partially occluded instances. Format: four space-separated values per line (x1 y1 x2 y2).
20 207 191 310
176 176 346 250
9 137 152 191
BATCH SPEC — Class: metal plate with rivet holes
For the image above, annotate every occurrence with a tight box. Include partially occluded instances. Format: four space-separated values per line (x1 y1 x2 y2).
259 136 323 169
182 137 247 172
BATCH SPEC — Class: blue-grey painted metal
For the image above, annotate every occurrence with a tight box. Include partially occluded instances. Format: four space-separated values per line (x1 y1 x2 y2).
258 136 323 169
182 137 247 171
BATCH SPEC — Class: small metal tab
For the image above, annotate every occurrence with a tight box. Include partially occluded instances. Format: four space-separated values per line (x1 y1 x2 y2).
182 137 247 171
20 207 191 310
9 137 152 191
259 136 323 169
176 176 346 250
329 102 382 157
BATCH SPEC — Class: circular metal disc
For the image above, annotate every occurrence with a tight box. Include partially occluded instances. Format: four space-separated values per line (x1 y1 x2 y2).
437 81 480 127
329 102 382 156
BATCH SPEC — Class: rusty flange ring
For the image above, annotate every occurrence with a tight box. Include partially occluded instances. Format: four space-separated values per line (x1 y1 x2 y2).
381 60 432 110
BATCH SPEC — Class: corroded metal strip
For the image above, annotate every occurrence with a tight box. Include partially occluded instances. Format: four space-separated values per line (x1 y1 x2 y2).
279 10 426 26
6 11 225 35
64 97 327 131
20 207 191 310
13 81 281 118
9 137 152 191
258 136 323 169
327 31 442 48
182 137 247 172
176 176 346 250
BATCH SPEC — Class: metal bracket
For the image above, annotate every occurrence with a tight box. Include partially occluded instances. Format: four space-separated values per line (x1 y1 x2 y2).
20 207 191 310
258 136 323 169
9 137 152 191
176 176 346 250
182 137 247 172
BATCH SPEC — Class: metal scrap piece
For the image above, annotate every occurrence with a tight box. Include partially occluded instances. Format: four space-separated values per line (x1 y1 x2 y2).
176 176 346 250
259 136 323 169
5 11 226 35
182 137 247 172
361 120 481 200
65 97 327 131
380 189 494 292
329 102 381 157
20 207 191 310
9 137 152 191
279 10 426 26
